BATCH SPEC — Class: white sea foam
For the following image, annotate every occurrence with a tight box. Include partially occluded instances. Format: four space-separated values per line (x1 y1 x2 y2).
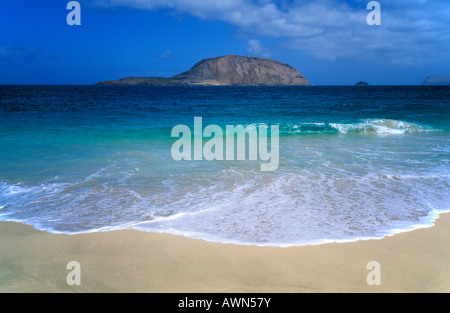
1 168 448 246
329 119 434 135
263 119 438 136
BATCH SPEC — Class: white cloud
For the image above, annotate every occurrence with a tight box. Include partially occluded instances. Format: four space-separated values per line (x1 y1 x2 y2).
89 0 450 65
246 39 271 58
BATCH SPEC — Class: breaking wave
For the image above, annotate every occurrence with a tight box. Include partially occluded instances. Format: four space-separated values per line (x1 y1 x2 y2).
275 119 438 135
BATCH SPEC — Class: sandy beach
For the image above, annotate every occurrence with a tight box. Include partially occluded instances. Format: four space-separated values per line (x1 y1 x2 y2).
0 213 449 293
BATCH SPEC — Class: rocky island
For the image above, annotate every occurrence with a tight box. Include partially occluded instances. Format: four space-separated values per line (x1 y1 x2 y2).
96 55 311 86
421 75 450 86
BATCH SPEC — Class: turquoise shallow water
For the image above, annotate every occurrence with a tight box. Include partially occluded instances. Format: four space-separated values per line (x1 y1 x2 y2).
0 85 449 246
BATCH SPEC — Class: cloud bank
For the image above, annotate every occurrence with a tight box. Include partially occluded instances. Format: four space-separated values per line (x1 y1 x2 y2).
90 0 450 64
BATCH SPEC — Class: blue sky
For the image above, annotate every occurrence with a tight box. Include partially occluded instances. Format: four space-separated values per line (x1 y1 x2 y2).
0 0 449 85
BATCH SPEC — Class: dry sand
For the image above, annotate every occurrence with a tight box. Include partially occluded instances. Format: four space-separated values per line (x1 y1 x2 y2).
0 213 449 293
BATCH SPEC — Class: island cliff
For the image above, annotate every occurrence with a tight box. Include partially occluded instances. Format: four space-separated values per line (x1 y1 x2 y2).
421 75 450 86
97 55 311 86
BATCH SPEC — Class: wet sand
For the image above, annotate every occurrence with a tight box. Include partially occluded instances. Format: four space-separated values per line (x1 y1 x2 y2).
0 213 449 293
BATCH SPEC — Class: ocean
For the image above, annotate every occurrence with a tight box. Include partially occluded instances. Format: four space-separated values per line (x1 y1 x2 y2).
0 85 449 246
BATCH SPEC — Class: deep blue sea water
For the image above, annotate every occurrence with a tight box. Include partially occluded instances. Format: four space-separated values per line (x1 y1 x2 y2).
0 85 449 246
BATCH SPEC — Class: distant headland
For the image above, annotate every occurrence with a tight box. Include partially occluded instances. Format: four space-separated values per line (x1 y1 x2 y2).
96 55 311 86
421 75 450 86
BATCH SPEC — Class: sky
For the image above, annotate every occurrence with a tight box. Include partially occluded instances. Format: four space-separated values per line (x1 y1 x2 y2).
0 0 449 85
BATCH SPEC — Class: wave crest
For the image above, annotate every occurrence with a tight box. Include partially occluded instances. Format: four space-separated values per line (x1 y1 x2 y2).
276 119 436 135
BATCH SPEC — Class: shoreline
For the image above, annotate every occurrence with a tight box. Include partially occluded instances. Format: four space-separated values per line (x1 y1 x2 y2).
1 213 449 293
3 208 448 248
